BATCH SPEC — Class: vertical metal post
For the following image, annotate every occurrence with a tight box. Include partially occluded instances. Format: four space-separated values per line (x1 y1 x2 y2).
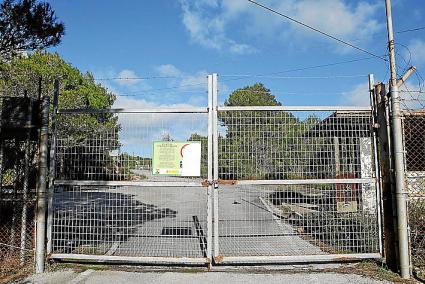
0 95 3 199
207 75 213 263
13 139 19 199
46 80 59 255
369 74 384 256
334 137 340 176
20 94 32 265
0 141 3 201
35 95 50 273
385 0 410 278
212 73 219 258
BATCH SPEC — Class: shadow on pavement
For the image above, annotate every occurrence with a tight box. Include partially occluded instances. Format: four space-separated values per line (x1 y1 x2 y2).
52 188 177 254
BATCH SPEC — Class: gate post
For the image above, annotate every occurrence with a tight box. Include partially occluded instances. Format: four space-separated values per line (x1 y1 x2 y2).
207 74 213 263
212 73 219 260
373 82 398 271
35 94 50 273
20 91 32 265
46 80 59 255
369 74 384 258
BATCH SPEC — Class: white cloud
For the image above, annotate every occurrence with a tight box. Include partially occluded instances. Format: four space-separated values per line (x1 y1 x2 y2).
106 64 235 156
156 64 208 91
113 96 208 156
178 0 383 54
98 65 225 108
94 68 152 91
113 94 199 110
179 0 256 54
155 64 182 77
293 1 380 39
115 69 141 87
406 39 425 66
342 82 425 110
341 83 370 106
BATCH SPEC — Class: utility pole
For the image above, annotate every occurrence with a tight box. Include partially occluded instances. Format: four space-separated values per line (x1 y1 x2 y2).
384 0 410 279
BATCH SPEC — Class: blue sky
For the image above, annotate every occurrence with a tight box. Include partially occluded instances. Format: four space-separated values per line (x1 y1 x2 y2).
46 0 425 108
45 0 425 156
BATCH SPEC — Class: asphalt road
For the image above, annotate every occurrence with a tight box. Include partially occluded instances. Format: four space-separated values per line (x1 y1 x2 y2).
52 183 323 258
217 185 323 256
22 270 391 284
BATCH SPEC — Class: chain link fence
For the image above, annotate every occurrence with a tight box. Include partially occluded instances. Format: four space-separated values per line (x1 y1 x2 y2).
402 111 425 279
400 78 425 279
0 95 39 279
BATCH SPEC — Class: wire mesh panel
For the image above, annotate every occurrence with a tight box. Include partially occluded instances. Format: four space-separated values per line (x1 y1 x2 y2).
215 108 381 261
217 110 372 180
55 112 209 182
51 185 208 258
50 111 211 262
217 184 379 257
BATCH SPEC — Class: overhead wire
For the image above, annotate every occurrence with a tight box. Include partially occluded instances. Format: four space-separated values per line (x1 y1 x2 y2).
397 26 425 34
96 58 378 83
95 75 180 80
95 58 379 96
349 26 425 43
246 0 387 61
219 57 382 84
111 88 206 97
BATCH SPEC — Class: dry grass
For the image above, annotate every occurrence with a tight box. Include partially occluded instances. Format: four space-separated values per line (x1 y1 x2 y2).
0 254 33 284
337 261 416 284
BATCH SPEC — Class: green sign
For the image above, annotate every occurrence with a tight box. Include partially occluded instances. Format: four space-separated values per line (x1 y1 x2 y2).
152 141 201 176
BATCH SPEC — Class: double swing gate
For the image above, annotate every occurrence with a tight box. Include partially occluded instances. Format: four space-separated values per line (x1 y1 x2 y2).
47 74 382 265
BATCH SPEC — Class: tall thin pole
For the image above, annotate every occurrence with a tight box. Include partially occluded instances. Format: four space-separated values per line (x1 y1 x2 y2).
35 95 50 273
385 0 410 279
369 74 384 258
20 93 32 265
212 73 219 259
207 74 213 264
46 80 59 255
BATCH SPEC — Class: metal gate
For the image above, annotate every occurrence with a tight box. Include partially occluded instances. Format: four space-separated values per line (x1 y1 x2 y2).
46 76 214 264
47 74 382 265
210 74 382 264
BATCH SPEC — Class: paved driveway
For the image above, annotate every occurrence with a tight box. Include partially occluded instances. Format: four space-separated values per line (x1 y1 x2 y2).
52 184 322 258
217 185 323 256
